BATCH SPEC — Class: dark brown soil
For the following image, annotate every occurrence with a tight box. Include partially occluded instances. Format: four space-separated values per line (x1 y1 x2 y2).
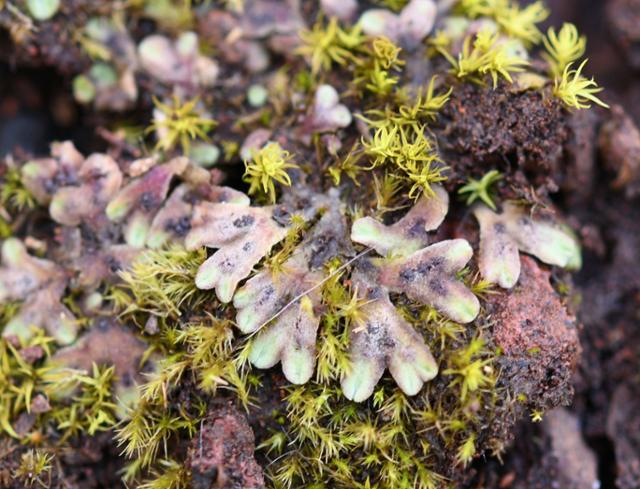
437 83 568 189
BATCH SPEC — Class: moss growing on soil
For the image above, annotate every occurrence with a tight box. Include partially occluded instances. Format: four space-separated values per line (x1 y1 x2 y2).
0 0 610 487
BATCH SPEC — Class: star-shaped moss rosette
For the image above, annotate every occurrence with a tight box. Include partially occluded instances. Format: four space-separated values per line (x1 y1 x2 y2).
106 157 190 247
186 200 288 303
342 187 479 401
0 238 77 345
233 203 350 384
472 202 582 289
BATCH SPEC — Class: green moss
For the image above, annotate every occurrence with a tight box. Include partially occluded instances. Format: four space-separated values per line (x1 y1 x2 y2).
553 60 609 109
148 95 217 154
108 237 503 487
436 29 529 87
0 166 37 212
112 245 208 321
0 301 20 328
51 363 118 440
141 0 194 31
543 23 586 78
0 330 119 444
458 170 503 210
373 0 409 11
264 214 307 274
243 142 299 204
0 2 596 486
254 269 503 488
459 0 549 45
353 37 405 98
113 315 249 483
139 459 190 489
111 247 256 483
13 448 54 486
117 399 202 474
0 215 11 238
297 17 366 75
1 332 54 438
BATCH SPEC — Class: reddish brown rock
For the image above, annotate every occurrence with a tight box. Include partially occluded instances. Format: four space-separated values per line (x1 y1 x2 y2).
187 403 265 489
488 256 581 411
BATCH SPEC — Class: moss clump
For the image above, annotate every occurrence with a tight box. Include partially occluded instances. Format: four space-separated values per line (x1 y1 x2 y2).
0 0 600 487
459 0 549 44
262 303 502 488
457 170 503 210
0 165 36 213
0 332 118 441
112 245 208 321
148 96 217 154
243 142 299 203
297 17 366 75
112 247 254 484
13 448 54 487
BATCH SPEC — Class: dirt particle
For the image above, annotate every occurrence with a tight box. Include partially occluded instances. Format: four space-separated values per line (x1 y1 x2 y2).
187 403 265 489
437 84 568 190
